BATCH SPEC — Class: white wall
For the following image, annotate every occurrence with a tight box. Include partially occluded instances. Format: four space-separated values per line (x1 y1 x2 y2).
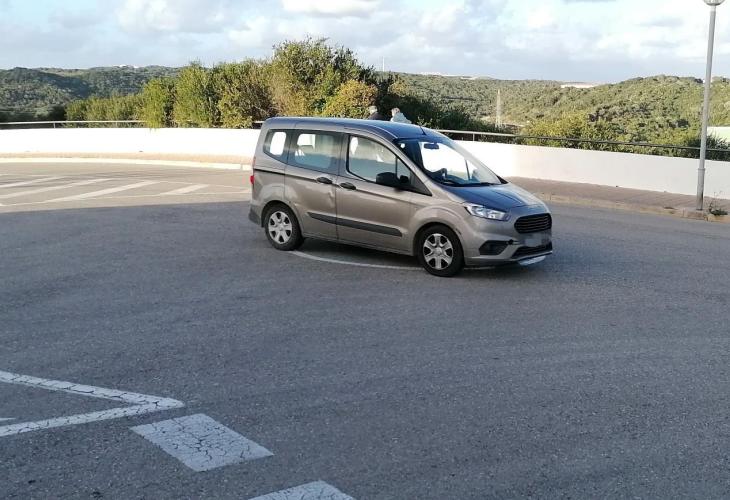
0 128 260 159
458 141 730 197
1 127 728 197
709 126 730 142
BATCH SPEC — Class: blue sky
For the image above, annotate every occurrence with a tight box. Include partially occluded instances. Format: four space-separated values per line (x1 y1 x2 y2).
1 0 729 82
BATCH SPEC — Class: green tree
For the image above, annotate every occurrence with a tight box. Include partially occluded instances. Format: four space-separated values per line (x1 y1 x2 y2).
139 78 175 128
212 61 275 128
65 99 89 121
173 62 218 127
524 113 622 150
270 38 372 116
321 80 377 118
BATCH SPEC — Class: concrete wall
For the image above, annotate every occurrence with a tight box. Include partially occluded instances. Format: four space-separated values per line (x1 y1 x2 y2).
458 141 730 197
0 128 260 159
709 126 730 142
1 127 729 197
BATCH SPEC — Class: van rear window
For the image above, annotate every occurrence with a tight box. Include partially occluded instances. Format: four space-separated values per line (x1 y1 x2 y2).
264 130 287 158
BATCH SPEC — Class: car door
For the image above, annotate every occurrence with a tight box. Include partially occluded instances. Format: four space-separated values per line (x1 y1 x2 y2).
335 134 415 253
284 128 344 240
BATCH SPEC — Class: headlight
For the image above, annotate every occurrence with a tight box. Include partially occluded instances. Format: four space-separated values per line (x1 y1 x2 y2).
464 203 509 221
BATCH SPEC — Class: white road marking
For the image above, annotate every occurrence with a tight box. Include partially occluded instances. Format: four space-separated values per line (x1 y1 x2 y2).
291 251 420 271
249 481 355 500
157 183 209 196
0 370 184 438
0 178 109 200
46 180 159 202
0 176 63 189
131 414 273 472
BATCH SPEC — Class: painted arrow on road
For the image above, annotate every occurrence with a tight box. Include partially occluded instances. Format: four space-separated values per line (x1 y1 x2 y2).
0 370 184 438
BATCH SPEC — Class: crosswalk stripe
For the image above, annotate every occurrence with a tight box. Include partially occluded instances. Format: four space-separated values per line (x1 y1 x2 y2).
130 414 273 472
0 176 63 189
158 184 208 196
47 181 159 202
249 482 355 500
0 178 109 200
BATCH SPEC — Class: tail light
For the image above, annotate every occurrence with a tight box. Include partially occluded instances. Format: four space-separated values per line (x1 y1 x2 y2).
249 156 256 186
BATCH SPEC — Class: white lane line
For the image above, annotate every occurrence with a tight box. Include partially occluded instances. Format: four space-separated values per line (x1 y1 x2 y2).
157 184 208 196
0 178 109 200
291 251 420 271
47 180 159 202
0 176 63 189
0 370 184 438
249 481 355 500
131 414 273 472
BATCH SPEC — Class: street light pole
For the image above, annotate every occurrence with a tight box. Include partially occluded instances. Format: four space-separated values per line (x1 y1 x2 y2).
697 0 725 211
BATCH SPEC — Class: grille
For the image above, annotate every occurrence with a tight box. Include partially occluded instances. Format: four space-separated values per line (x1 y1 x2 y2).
513 243 553 259
514 213 552 234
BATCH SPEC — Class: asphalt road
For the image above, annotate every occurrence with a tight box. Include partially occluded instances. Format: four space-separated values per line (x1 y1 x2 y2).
2 162 730 499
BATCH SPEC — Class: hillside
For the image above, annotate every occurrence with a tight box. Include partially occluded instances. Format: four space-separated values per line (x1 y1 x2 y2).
398 73 730 139
2 65 730 147
0 66 178 116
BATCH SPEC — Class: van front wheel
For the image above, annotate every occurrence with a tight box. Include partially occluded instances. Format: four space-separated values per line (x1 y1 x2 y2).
264 204 304 251
417 225 464 277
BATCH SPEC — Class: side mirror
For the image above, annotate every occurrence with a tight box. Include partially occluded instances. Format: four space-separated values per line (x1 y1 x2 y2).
376 171 406 189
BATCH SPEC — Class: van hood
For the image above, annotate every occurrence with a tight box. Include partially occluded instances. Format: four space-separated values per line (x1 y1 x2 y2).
443 183 544 210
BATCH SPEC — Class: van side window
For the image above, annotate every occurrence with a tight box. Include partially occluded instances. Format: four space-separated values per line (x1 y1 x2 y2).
347 136 411 183
289 131 342 173
264 130 288 159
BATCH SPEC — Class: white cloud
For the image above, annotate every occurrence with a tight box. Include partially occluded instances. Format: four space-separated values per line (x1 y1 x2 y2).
2 0 730 81
116 0 238 33
280 0 381 18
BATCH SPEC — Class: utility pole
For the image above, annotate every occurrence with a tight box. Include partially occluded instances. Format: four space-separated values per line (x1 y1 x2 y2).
697 0 726 211
495 89 503 128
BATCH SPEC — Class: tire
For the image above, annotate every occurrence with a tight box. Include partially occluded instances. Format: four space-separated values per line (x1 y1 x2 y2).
417 225 464 277
264 204 304 251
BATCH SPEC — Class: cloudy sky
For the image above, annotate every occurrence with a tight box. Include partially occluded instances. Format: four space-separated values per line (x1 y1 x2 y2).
1 0 729 82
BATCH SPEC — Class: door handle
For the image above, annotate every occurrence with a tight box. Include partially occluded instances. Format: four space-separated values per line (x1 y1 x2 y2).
316 176 333 185
339 182 356 190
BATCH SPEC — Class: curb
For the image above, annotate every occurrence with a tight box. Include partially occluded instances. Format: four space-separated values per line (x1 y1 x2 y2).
0 157 251 171
535 192 730 224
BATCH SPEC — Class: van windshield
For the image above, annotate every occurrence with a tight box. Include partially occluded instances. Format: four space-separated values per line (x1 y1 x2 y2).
395 137 502 186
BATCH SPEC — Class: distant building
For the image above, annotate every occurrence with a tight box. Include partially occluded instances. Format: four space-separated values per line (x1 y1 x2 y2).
560 82 600 89
709 126 730 142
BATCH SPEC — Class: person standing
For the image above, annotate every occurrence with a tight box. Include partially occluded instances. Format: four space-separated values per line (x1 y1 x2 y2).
390 107 412 124
366 105 388 121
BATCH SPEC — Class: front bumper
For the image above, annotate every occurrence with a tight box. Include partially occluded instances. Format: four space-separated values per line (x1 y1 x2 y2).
459 205 553 266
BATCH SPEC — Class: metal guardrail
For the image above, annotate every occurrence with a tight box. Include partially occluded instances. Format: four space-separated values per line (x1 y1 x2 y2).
0 120 727 156
435 128 730 155
0 120 143 128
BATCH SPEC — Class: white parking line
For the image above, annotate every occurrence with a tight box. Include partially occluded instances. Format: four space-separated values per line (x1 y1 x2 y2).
0 176 63 189
131 414 273 472
291 251 420 271
47 180 159 202
158 184 208 196
249 481 355 500
0 178 109 200
0 370 184 438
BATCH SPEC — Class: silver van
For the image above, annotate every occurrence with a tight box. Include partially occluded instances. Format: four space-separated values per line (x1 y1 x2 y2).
249 117 552 276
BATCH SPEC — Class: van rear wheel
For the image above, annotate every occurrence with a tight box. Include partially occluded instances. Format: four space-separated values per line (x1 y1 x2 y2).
264 204 304 251
417 225 464 277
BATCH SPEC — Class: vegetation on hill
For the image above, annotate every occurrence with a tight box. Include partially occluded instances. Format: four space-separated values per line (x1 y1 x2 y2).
1 39 730 158
0 65 177 119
